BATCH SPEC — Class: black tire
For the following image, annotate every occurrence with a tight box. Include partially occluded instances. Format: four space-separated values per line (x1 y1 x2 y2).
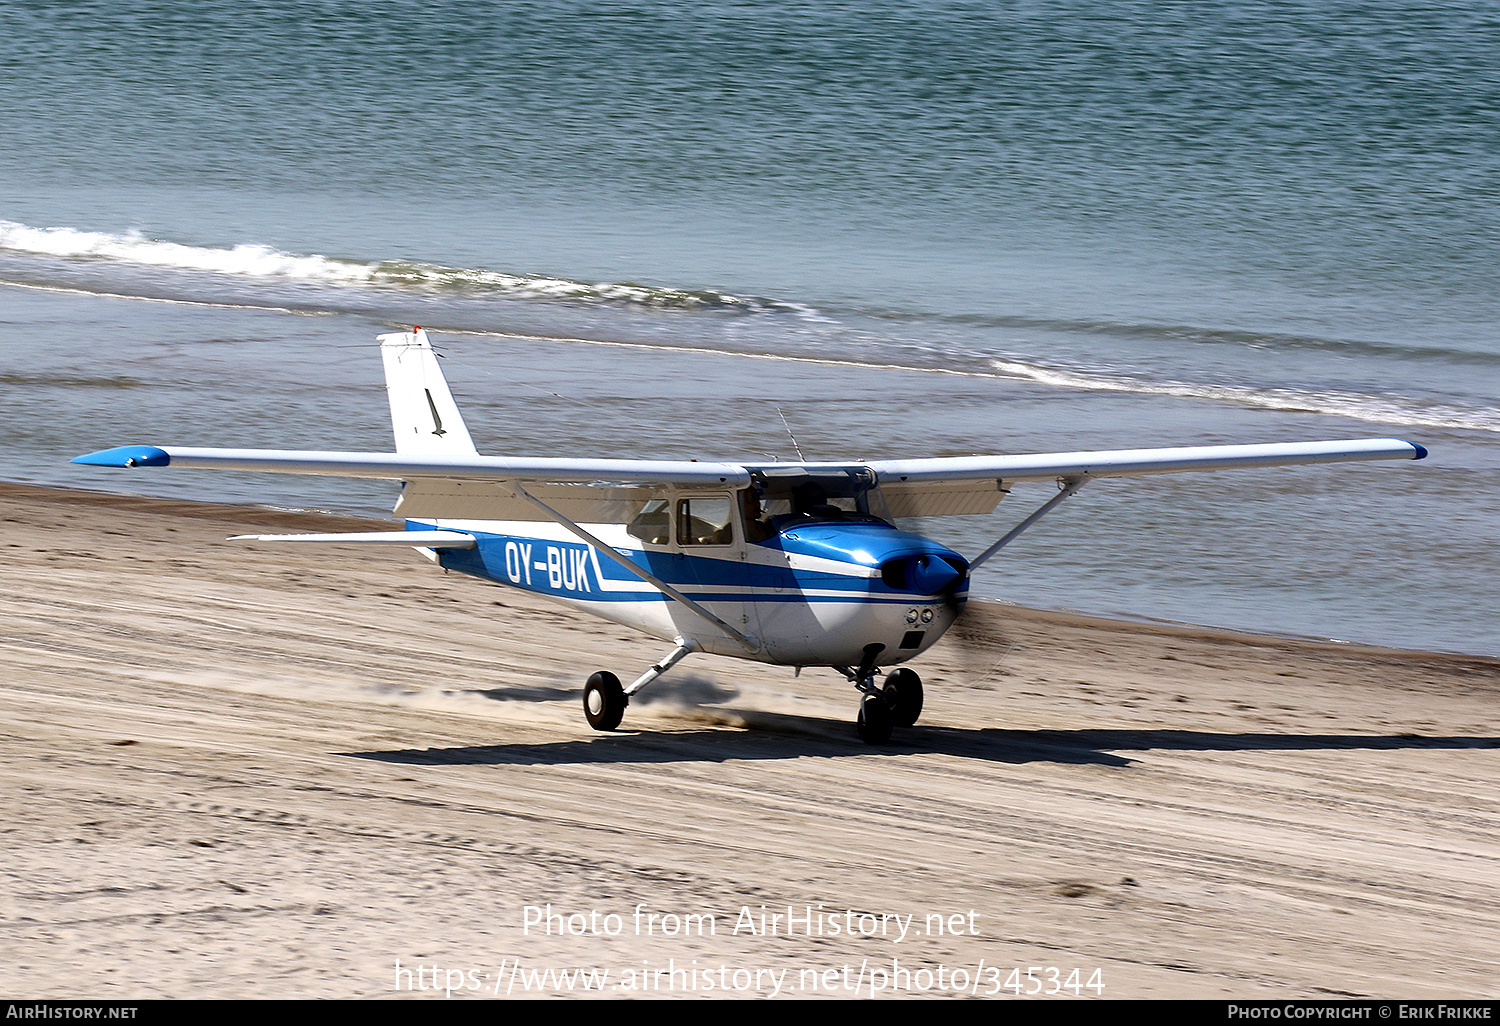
583 671 627 731
882 668 924 728
856 692 893 744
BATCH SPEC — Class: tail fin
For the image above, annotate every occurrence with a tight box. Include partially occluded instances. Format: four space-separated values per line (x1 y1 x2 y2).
378 327 478 455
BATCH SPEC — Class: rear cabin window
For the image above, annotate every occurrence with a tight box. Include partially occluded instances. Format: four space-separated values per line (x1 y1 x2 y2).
626 498 671 545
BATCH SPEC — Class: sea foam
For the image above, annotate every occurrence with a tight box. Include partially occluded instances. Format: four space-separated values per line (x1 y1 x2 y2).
0 219 786 312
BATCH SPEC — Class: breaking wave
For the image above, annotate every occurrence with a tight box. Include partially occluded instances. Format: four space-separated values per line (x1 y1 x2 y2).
990 358 1500 433
0 219 792 312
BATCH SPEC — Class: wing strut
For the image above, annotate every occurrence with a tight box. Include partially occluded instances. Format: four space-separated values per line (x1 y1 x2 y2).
508 483 761 654
968 477 1089 571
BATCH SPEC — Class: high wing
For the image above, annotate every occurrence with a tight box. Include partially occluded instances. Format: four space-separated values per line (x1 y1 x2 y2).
68 438 1425 519
71 328 1426 517
69 444 752 487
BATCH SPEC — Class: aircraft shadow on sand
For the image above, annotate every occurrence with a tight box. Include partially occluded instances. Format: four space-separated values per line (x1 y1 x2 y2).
343 719 1498 769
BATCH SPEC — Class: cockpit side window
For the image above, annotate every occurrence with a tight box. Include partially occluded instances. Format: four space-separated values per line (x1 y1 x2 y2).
740 488 773 543
677 495 734 546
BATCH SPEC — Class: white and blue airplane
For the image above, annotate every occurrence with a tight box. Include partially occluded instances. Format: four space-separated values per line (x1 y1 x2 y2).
73 328 1428 742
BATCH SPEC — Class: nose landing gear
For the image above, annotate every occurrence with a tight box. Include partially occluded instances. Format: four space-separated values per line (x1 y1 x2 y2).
840 644 923 744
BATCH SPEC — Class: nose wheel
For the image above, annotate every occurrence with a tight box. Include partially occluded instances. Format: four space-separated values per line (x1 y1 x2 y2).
843 654 923 744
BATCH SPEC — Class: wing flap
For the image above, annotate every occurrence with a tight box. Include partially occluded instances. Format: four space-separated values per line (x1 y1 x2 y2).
393 479 656 521
880 478 1007 518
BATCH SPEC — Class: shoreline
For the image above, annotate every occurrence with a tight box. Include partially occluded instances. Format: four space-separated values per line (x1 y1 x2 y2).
4 477 1497 998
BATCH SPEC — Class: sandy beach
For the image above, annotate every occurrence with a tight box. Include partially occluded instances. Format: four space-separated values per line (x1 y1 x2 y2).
2 481 1497 999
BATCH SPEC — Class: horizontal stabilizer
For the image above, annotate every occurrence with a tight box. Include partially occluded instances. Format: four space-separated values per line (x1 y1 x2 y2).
228 531 477 547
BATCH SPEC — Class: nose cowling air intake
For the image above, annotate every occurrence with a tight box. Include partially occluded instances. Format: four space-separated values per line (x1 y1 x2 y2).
881 553 966 594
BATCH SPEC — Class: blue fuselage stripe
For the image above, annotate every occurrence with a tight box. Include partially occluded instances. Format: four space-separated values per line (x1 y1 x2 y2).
423 524 967 603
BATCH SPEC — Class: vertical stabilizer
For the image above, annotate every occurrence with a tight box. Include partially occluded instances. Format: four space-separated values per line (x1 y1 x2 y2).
378 328 478 455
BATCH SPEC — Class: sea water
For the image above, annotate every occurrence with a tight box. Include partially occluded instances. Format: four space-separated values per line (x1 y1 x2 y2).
2 1 1496 654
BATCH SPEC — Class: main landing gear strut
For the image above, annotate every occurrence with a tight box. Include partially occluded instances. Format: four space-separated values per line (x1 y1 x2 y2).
838 643 924 744
582 639 698 732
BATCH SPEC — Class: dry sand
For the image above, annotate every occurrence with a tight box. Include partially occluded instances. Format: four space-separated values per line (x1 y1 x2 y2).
1 482 1496 999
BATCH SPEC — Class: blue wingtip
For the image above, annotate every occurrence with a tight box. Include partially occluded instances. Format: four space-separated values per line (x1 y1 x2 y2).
1406 441 1429 460
71 445 171 468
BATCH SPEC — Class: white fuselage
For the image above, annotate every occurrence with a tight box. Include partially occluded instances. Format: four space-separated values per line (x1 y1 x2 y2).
421 515 967 668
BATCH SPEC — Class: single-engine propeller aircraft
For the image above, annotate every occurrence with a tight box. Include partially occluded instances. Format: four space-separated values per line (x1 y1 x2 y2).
73 328 1428 742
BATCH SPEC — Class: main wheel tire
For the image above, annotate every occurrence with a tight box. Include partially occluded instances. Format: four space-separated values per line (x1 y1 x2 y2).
882 668 924 728
856 692 893 744
583 671 627 731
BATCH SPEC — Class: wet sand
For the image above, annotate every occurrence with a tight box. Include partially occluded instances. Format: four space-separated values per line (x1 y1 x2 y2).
2 482 1497 999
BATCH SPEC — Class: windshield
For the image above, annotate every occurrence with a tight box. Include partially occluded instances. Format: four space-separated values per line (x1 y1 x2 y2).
748 468 892 530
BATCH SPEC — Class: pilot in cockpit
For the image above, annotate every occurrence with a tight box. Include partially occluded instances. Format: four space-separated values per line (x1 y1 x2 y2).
741 488 773 542
791 481 842 520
